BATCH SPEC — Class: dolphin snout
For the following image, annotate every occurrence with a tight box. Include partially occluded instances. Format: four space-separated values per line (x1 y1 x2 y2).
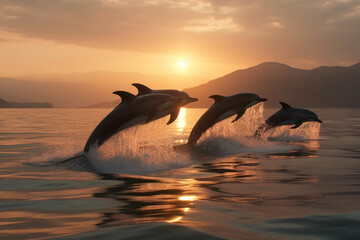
181 97 198 105
188 97 198 103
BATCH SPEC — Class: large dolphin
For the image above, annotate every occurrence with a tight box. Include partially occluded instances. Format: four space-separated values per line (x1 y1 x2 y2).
253 102 322 138
84 91 180 152
132 83 198 107
187 93 267 146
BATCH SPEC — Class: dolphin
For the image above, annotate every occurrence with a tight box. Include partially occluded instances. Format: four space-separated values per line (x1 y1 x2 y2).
132 83 198 107
84 91 180 153
187 93 267 146
253 102 322 138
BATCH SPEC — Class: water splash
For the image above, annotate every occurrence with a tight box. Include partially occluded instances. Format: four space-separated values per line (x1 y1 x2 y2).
88 119 192 174
199 103 265 141
267 122 322 141
195 103 320 155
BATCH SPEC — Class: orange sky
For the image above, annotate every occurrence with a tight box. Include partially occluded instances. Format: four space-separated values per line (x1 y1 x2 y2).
0 0 359 85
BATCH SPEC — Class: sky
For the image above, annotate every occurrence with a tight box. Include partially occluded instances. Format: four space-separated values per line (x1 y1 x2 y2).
0 0 359 84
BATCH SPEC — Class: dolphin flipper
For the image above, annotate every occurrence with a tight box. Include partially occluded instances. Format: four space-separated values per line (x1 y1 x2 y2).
132 83 152 96
167 107 181 125
291 122 303 129
231 109 246 123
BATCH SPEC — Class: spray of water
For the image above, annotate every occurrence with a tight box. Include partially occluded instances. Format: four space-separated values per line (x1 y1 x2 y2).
196 103 320 155
266 122 321 141
88 118 192 174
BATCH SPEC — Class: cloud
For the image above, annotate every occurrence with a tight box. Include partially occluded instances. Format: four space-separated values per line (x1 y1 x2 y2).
183 17 241 32
0 0 359 67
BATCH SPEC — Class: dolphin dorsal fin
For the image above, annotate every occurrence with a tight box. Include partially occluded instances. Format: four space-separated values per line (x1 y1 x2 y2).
113 91 136 103
279 102 292 109
209 95 225 104
132 83 152 96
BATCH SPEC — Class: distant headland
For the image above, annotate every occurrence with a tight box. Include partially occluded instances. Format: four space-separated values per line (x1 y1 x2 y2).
0 98 53 108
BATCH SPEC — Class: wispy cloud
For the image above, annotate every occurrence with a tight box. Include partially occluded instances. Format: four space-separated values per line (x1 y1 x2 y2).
183 17 241 32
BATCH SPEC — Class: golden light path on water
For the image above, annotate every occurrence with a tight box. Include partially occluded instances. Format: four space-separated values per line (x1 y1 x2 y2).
167 195 197 223
175 107 188 144
176 107 187 133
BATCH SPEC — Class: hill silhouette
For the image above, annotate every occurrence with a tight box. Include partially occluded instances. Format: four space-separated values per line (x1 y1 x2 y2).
2 62 359 108
1 72 202 107
0 78 112 107
184 62 360 108
0 98 53 108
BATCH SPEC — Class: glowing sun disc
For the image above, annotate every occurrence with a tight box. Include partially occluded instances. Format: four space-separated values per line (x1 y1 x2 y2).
178 60 186 69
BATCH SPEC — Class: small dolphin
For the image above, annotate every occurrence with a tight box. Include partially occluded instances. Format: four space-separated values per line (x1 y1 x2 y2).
187 93 267 146
132 83 198 107
84 91 180 152
253 102 322 137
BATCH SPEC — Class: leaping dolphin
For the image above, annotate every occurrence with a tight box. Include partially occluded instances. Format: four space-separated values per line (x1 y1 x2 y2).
187 93 267 146
84 91 180 152
253 102 322 138
132 83 198 107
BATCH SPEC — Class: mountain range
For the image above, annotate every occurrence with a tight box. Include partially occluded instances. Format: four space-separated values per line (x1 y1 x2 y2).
0 98 52 108
1 62 359 108
0 72 201 107
184 62 360 108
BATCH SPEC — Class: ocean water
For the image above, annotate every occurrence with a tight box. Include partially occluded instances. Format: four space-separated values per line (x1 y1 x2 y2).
1 106 360 240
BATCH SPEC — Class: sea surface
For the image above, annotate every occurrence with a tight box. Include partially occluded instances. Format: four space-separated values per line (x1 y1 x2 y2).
1 106 360 240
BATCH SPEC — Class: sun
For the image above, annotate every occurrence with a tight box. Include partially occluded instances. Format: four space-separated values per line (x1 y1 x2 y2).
177 60 187 69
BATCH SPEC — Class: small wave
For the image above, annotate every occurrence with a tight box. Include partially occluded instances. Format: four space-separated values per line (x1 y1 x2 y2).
197 136 300 155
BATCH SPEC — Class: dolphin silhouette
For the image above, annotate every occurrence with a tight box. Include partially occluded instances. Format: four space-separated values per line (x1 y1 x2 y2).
84 91 180 152
187 93 267 146
253 102 322 137
132 83 198 107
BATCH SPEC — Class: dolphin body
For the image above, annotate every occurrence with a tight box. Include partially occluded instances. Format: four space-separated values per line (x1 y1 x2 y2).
187 93 267 146
132 83 198 107
253 102 322 138
84 91 180 152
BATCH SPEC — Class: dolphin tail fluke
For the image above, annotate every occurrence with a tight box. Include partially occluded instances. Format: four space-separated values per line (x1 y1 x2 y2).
132 83 152 96
167 107 181 125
